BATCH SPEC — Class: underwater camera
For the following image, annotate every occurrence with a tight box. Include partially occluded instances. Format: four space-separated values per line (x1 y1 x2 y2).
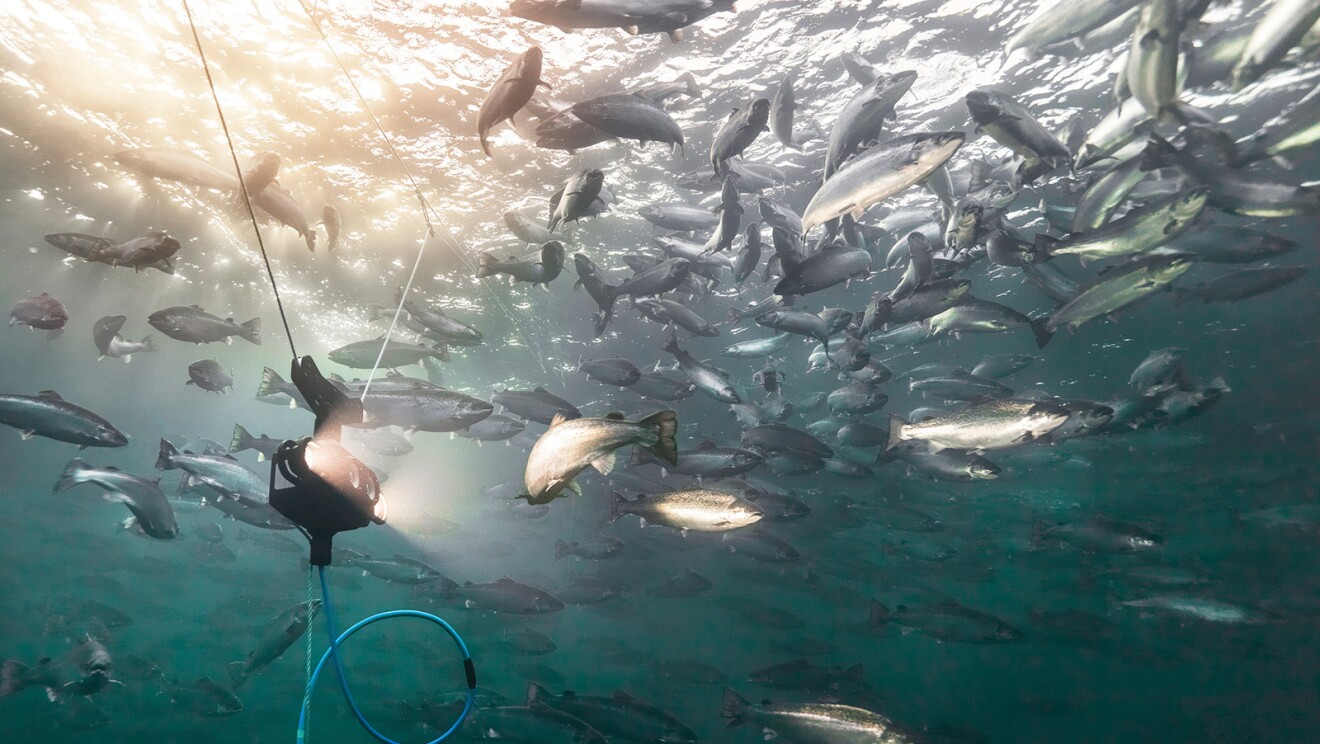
270 436 386 565
263 358 474 744
269 356 386 565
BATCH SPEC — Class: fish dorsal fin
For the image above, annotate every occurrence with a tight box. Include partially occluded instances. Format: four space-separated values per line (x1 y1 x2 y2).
36 390 64 401
612 690 635 702
496 577 516 584
697 440 718 450
549 412 569 428
534 386 549 393
562 690 577 700
604 412 626 420
190 304 203 310
102 465 120 472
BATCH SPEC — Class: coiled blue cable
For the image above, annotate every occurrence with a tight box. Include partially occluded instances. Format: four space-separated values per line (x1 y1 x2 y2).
298 566 476 744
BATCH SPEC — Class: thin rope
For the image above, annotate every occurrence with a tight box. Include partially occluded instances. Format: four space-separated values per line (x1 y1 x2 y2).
183 0 299 361
302 566 315 740
361 232 426 399
295 0 550 375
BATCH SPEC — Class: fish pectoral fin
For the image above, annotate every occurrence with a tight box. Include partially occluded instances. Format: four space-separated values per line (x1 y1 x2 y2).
19 429 35 440
590 452 617 475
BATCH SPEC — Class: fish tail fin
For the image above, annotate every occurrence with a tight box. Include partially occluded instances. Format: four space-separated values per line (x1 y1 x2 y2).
437 576 460 597
1029 317 1054 348
230 424 251 453
660 332 680 355
476 251 496 279
883 414 909 452
526 681 550 705
720 687 749 726
600 281 619 318
1172 288 1193 306
681 71 700 96
239 318 261 345
868 600 891 626
54 459 87 493
608 491 628 525
553 541 572 560
155 438 179 471
638 410 679 466
227 662 247 690
1030 234 1059 262
1030 519 1052 549
1140 132 1179 172
257 367 283 398
140 335 157 353
0 660 28 698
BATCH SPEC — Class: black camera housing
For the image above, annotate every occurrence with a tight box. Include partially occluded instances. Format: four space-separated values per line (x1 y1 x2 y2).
268 357 385 566
270 437 384 565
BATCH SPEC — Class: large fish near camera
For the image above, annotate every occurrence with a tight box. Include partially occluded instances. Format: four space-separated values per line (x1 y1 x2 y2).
229 600 322 690
92 315 156 362
0 635 121 702
825 70 917 178
886 399 1070 453
522 411 677 505
1230 0 1320 92
42 232 177 273
570 93 684 151
478 47 547 156
966 90 1070 176
508 0 735 42
479 241 567 288
0 390 128 448
711 98 770 175
1031 254 1196 347
774 242 871 298
802 132 964 233
1006 0 1144 55
114 147 238 191
549 169 607 232
55 459 178 538
660 333 740 403
148 306 260 346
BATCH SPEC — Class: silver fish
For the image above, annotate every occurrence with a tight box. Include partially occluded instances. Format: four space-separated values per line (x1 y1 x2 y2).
523 411 677 504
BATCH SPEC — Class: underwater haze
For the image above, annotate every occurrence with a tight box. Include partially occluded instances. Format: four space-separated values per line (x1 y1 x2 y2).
1 0 1319 742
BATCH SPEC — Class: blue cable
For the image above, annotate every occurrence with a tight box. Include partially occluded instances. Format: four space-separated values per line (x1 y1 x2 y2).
298 566 476 744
